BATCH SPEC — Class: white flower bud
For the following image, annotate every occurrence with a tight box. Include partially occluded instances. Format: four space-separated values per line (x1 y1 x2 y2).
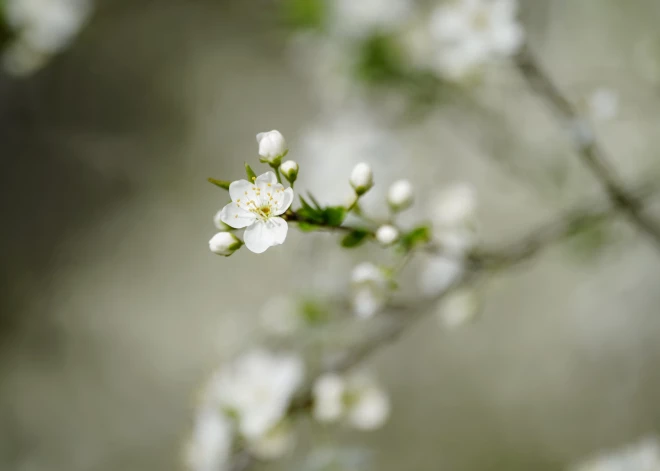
438 288 480 329
279 160 299 184
209 232 241 256
387 179 414 211
256 130 288 164
376 225 399 246
213 210 231 231
349 162 373 195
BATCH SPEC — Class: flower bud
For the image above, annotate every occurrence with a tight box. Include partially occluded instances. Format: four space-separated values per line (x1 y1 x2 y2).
375 225 399 246
279 160 299 184
256 130 287 164
349 163 373 195
387 179 413 211
209 232 241 256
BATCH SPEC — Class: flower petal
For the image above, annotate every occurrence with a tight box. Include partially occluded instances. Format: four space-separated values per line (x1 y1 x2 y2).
274 188 294 215
267 217 288 244
229 179 258 204
219 202 257 229
256 171 278 187
243 221 276 253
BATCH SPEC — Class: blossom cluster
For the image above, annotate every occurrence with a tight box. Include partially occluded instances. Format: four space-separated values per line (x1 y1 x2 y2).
2 0 92 76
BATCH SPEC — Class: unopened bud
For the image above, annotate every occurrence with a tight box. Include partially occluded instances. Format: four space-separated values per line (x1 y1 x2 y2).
349 163 373 195
209 232 242 256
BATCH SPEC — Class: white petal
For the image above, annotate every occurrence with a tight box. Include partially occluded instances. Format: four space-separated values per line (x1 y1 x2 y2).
229 179 258 203
243 221 275 254
267 217 288 245
256 132 266 144
219 202 257 229
274 188 294 215
491 23 524 55
256 171 278 187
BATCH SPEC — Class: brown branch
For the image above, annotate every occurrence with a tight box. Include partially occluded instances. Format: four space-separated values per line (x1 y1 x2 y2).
229 178 659 471
515 46 660 251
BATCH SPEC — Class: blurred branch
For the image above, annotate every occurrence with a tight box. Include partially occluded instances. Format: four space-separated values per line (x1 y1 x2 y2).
515 46 660 251
230 177 660 471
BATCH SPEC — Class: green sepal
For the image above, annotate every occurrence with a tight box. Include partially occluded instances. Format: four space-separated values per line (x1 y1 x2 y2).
399 225 431 251
245 163 257 182
207 178 231 190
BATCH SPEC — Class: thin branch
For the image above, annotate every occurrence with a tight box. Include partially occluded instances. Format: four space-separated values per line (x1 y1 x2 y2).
229 178 660 471
515 45 660 251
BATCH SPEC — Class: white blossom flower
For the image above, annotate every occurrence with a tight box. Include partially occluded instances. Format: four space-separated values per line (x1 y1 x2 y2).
218 172 294 254
387 179 414 211
248 422 295 460
206 349 304 440
280 160 299 184
256 130 288 163
571 436 660 471
420 256 464 297
4 0 91 75
185 407 233 471
259 295 302 336
429 0 524 80
376 225 400 246
438 288 480 329
330 0 412 38
351 262 388 318
349 163 374 195
429 183 478 257
588 88 620 122
208 232 242 257
312 372 390 431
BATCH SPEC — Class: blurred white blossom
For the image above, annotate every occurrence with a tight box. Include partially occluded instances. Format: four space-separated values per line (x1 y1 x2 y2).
429 183 478 256
428 0 524 80
329 0 412 38
312 372 391 430
218 171 294 254
4 0 91 76
351 262 389 318
438 287 480 329
588 88 620 122
376 225 400 246
185 407 233 471
349 162 374 195
571 437 660 471
387 179 414 211
206 349 304 440
248 422 296 460
419 256 464 296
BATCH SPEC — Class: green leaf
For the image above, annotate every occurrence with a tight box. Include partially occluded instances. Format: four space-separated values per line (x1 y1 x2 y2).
281 0 326 31
323 206 347 227
399 225 431 251
299 299 329 325
307 192 322 209
341 230 370 248
207 178 231 190
245 163 257 182
297 222 320 232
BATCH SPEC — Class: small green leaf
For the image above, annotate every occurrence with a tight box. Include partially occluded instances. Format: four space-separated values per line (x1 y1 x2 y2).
323 206 347 227
299 299 329 325
297 222 320 232
307 192 322 209
400 225 431 251
207 178 231 190
341 230 370 248
245 163 257 182
282 0 326 31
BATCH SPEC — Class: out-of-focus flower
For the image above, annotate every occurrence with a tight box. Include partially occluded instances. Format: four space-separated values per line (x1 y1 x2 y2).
185 407 233 471
248 421 296 460
350 262 388 318
208 232 242 257
428 0 524 80
376 225 400 246
329 0 412 38
218 171 294 254
4 0 91 76
259 295 302 336
280 160 299 184
419 256 464 297
570 436 660 471
438 288 480 329
312 372 390 430
257 130 288 164
588 88 620 122
206 349 304 440
349 163 374 195
429 183 478 256
387 179 414 211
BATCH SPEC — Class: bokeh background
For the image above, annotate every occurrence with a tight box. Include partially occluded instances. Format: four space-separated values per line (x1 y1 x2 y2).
2 0 660 470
